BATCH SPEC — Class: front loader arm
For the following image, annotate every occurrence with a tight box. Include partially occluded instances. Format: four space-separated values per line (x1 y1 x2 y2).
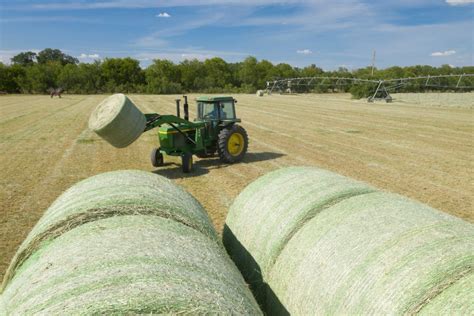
144 113 202 145
144 113 200 132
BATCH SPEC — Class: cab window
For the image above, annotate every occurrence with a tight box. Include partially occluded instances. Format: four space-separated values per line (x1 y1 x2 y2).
198 100 236 120
198 102 216 119
220 101 236 119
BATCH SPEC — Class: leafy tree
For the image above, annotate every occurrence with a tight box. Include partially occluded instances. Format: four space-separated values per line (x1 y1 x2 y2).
11 52 37 66
101 57 144 93
179 59 204 91
36 48 78 65
146 59 182 94
238 56 259 89
203 57 230 89
18 62 62 93
301 64 324 78
1 49 473 96
256 59 276 88
78 62 104 93
0 63 25 92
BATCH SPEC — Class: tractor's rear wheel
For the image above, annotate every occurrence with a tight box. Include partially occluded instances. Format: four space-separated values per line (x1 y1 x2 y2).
150 148 164 167
181 153 193 173
217 124 248 163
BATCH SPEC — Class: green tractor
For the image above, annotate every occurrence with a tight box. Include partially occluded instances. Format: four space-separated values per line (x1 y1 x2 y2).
145 95 248 173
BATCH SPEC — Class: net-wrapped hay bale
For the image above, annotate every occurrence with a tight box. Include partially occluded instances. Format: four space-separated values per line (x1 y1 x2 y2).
88 93 146 148
224 167 376 303
0 296 5 315
256 90 264 97
1 170 261 314
1 216 261 315
224 167 474 315
2 170 218 289
417 272 474 315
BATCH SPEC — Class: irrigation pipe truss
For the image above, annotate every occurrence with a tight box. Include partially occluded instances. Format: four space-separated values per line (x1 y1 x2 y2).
265 74 474 102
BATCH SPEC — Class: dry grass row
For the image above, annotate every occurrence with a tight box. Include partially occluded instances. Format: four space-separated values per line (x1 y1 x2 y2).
1 93 472 280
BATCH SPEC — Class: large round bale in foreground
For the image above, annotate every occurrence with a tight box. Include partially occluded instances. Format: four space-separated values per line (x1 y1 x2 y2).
3 170 217 288
224 167 474 315
2 215 261 314
1 170 261 314
224 167 376 301
88 93 146 148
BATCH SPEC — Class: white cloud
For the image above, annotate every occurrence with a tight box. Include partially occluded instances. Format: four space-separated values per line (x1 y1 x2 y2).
78 53 101 59
156 12 171 18
297 49 313 55
0 16 99 23
445 0 474 5
181 53 213 60
13 1 305 11
430 50 456 57
134 48 248 65
135 10 229 47
0 49 40 64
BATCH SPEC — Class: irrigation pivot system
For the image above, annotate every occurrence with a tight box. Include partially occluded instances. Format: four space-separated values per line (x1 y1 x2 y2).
265 74 474 102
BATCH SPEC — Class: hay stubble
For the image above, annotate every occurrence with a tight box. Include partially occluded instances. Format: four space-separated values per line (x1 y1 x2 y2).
1 92 473 280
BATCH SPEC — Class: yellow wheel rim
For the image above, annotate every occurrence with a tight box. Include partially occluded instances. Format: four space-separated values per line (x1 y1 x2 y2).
228 133 245 156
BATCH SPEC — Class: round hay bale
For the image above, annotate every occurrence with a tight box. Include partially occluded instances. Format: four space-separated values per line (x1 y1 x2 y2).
224 167 375 302
1 215 261 314
256 90 264 97
88 94 146 148
224 167 474 314
417 272 474 315
2 170 218 291
1 170 261 314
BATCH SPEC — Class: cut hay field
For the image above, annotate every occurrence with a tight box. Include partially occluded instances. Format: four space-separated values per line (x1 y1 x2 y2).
1 92 473 279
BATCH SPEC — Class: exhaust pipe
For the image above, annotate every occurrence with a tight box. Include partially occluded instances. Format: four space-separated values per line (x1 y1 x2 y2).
175 99 181 118
183 95 189 121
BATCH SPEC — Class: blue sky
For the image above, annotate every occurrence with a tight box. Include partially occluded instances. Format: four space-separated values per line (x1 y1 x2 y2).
0 0 473 70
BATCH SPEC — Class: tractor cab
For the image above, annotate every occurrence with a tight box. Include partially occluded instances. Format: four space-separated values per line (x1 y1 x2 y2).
196 96 238 122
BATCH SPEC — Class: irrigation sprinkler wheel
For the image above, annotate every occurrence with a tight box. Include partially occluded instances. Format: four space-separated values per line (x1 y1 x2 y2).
181 153 193 173
150 148 164 167
217 125 248 163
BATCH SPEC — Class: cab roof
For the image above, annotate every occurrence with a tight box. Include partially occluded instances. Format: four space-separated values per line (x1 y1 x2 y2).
196 96 234 102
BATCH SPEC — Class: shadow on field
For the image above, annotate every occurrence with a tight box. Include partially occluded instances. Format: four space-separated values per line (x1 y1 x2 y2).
223 224 289 315
242 152 285 164
152 151 285 179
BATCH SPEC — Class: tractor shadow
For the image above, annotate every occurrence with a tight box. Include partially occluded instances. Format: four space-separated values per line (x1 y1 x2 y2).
152 151 285 179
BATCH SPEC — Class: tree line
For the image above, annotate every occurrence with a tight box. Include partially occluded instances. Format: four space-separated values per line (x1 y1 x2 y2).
0 48 472 98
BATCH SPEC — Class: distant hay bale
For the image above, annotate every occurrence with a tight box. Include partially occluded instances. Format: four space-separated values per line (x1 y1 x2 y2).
224 166 474 315
88 94 146 148
256 90 264 97
1 170 261 314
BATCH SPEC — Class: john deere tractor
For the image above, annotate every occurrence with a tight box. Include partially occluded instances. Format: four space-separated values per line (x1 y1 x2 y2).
145 96 248 173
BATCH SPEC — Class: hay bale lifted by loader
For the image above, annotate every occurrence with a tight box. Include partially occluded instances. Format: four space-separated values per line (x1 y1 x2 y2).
89 94 249 173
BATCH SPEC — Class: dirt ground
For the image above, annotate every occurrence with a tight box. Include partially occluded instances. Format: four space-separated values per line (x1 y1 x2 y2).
1 92 473 279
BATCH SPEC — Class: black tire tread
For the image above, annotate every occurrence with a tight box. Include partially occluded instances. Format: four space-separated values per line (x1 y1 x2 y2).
151 148 164 167
217 124 248 163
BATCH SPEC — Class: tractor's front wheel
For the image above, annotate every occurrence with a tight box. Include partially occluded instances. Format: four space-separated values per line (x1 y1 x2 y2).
151 148 164 167
181 153 193 173
217 125 248 163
